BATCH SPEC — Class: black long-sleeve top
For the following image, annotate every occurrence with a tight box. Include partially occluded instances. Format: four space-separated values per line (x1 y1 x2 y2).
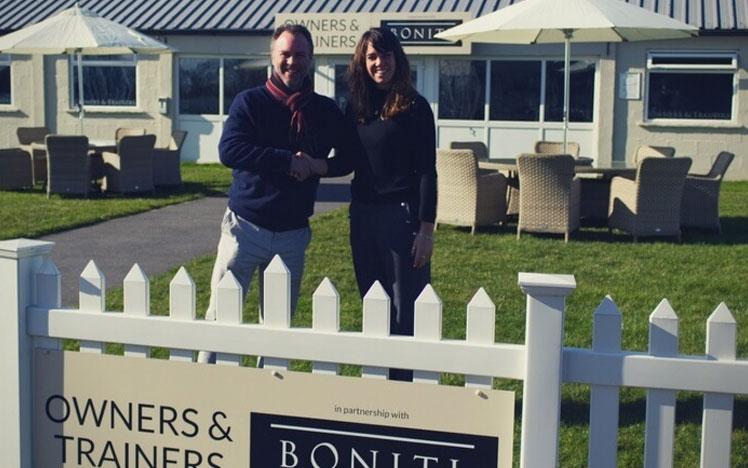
219 86 358 231
349 90 437 223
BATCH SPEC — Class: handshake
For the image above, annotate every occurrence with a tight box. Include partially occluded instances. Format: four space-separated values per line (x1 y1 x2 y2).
289 152 327 181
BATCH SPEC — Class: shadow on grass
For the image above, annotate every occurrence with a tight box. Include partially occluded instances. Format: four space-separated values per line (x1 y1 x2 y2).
557 394 748 429
443 216 748 246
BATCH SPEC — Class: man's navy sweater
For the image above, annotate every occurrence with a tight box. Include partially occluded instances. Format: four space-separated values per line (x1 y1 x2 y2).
219 85 358 231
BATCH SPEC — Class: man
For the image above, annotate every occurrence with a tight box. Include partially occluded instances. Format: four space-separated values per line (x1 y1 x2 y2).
199 25 358 352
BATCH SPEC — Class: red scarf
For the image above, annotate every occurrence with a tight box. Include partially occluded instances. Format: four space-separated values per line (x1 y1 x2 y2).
265 73 313 138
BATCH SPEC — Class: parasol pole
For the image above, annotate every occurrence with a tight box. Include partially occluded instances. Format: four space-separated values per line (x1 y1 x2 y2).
76 50 85 134
562 29 573 155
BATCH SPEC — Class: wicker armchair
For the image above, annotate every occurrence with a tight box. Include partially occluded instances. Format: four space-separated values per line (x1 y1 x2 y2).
0 148 34 189
115 127 147 143
45 135 92 198
450 141 489 161
152 130 187 187
608 157 692 242
103 134 156 194
516 154 581 242
680 151 734 232
534 140 580 158
436 149 507 234
17 126 49 184
633 145 675 164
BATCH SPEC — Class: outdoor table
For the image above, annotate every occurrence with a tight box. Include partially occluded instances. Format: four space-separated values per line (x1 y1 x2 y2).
478 159 636 223
30 139 115 186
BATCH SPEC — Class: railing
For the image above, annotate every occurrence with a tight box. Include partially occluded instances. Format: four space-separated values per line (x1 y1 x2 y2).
1 239 746 468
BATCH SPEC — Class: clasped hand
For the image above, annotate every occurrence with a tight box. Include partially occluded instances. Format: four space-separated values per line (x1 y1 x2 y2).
289 152 327 181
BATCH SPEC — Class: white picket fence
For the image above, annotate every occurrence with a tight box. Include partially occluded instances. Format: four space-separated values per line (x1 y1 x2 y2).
1 238 747 468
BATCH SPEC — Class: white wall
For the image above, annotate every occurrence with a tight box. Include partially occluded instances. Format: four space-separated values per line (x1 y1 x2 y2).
613 36 747 180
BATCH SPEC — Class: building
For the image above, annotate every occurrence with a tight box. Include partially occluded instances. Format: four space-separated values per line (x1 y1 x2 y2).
0 0 745 178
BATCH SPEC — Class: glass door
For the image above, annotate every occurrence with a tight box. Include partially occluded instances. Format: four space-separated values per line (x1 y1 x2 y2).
177 57 268 162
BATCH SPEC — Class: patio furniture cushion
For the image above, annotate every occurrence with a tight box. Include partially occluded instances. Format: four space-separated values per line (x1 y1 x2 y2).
436 148 507 234
608 156 692 241
517 153 581 242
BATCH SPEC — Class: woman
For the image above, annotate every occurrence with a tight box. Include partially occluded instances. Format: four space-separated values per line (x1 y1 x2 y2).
347 28 437 381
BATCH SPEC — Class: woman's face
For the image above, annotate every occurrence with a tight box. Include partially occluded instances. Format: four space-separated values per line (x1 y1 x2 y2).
365 42 396 89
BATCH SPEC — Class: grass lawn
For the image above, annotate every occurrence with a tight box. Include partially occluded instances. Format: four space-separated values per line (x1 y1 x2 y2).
91 181 748 467
0 163 231 240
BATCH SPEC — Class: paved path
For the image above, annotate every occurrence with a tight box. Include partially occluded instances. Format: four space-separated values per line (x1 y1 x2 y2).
41 175 352 307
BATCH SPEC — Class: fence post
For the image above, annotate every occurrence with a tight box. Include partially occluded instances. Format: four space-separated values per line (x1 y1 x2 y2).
518 272 576 468
0 239 55 468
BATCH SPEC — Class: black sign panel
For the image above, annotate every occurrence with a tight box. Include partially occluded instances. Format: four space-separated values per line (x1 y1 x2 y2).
381 20 463 47
250 412 498 467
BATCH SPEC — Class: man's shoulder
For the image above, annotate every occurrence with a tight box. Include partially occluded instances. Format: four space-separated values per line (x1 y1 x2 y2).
237 85 270 102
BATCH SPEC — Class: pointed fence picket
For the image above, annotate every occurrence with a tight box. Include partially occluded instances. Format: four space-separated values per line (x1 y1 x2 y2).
123 264 150 358
361 281 390 380
312 277 340 375
169 267 196 362
700 303 736 468
413 284 442 384
645 300 680 468
78 260 105 354
465 288 496 389
2 238 748 468
587 296 622 468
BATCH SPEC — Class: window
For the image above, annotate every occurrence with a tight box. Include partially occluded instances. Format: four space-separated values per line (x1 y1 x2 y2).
0 54 10 105
490 60 540 121
439 60 486 120
179 58 219 115
544 60 595 122
224 58 267 112
646 52 736 121
71 55 136 107
441 58 596 123
179 57 268 116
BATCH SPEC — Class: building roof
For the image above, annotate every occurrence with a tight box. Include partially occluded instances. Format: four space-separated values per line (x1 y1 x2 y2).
0 0 745 34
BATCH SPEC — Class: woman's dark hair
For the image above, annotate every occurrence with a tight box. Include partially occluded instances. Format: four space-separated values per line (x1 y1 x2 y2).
348 27 416 122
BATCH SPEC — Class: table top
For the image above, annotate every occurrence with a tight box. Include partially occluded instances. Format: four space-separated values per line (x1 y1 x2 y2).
31 139 116 151
479 158 636 177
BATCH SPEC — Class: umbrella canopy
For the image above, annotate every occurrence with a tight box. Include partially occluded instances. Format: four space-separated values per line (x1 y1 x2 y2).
0 5 172 54
436 0 698 152
0 5 173 130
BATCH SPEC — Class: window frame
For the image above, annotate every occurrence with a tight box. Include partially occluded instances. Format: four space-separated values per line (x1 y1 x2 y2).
644 50 738 124
68 54 139 111
435 56 598 126
176 55 270 117
0 54 12 108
